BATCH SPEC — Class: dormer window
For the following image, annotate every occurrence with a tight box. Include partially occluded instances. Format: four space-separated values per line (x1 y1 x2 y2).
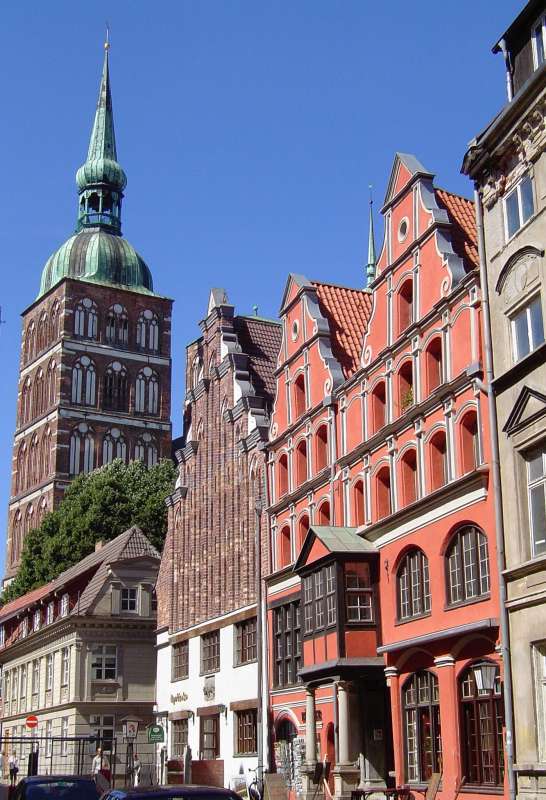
46 601 55 625
60 593 69 618
121 587 138 612
22 617 29 638
0 625 5 647
532 13 546 69
33 609 41 632
505 174 534 240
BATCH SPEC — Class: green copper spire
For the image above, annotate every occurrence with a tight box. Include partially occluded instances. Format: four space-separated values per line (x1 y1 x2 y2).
365 190 376 288
75 41 127 234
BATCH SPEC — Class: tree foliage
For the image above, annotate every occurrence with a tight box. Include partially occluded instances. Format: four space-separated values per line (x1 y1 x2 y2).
2 459 177 604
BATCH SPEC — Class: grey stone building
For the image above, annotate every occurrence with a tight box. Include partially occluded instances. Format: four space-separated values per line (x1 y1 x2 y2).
0 527 160 780
463 2 546 798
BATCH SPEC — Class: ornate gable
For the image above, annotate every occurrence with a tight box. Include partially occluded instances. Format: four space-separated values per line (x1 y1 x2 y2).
503 385 546 435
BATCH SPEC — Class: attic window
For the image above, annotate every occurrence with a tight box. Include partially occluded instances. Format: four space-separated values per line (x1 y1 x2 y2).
291 320 299 342
60 593 69 618
398 217 409 242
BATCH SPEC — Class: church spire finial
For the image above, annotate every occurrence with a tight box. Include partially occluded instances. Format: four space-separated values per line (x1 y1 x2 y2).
365 186 376 288
75 39 127 234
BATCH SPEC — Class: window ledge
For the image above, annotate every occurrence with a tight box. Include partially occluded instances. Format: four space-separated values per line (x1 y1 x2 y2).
234 752 258 758
234 659 258 668
458 786 503 795
503 552 546 580
394 612 431 628
444 593 490 612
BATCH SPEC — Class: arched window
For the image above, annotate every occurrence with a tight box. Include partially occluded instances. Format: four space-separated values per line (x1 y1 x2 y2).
103 362 128 411
353 480 365 527
102 428 127 465
398 279 414 335
298 515 310 549
371 381 386 433
425 338 443 393
403 671 442 783
40 428 51 481
460 663 503 787
191 357 204 389
376 465 392 519
446 526 490 605
21 377 32 425
293 374 306 419
295 439 307 485
430 431 448 490
47 360 57 408
136 310 160 352
24 504 34 535
16 443 27 494
105 304 128 347
24 322 36 364
37 312 48 353
33 370 45 418
29 434 40 487
279 526 291 568
315 425 329 472
461 411 480 474
50 301 61 341
71 357 96 406
74 298 98 339
11 511 22 566
135 368 160 415
278 453 289 497
397 548 430 620
134 434 159 467
317 500 330 525
398 361 414 415
69 424 95 476
400 449 418 506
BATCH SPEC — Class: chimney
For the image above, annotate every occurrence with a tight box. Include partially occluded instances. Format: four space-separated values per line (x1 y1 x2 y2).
95 540 105 552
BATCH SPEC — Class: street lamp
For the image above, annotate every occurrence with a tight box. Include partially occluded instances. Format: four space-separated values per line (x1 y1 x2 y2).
121 716 142 786
473 662 497 694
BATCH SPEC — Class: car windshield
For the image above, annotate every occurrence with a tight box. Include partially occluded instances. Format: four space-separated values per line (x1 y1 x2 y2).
26 781 99 800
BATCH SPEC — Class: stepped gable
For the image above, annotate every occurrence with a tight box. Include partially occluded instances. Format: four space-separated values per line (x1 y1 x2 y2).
435 188 479 269
311 280 372 378
234 315 282 401
0 526 159 621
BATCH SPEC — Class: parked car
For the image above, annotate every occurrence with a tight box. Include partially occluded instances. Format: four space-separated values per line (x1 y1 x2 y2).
13 776 100 800
101 788 242 800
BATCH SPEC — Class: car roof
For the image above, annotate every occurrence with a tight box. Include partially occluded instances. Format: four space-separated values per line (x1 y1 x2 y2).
105 788 240 798
23 776 95 783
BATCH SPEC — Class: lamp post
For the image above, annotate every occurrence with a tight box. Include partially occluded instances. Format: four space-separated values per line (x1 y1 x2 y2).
122 716 140 786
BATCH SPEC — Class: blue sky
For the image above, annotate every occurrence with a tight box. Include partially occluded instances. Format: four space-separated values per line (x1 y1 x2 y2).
0 0 521 570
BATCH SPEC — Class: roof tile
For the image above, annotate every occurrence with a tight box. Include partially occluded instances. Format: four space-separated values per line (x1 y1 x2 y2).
435 189 478 269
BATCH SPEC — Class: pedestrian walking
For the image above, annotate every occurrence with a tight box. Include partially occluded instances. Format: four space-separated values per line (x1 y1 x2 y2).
8 751 19 786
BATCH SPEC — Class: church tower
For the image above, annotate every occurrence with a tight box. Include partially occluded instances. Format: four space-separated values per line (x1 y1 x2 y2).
5 44 173 579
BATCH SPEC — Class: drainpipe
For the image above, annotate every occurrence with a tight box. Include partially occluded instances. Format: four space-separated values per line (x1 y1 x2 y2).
255 496 265 792
326 399 338 523
497 38 514 103
474 186 516 800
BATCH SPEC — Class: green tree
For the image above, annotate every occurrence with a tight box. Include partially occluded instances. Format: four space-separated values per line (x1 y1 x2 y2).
2 459 177 604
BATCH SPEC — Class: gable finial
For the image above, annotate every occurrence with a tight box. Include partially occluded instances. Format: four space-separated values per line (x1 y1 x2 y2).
105 22 110 50
365 185 376 289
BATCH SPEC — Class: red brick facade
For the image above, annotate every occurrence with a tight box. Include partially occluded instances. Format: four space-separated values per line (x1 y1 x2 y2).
6 277 172 578
157 290 281 633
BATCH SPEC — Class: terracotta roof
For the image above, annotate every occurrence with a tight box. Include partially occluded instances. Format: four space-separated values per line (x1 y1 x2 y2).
234 316 282 402
0 526 160 622
435 189 479 269
311 281 372 378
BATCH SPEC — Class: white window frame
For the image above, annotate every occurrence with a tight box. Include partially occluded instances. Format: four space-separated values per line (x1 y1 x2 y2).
527 448 546 557
22 617 29 638
0 625 4 647
511 294 545 362
504 174 535 241
91 644 117 681
121 587 138 613
33 609 41 632
46 601 54 625
531 13 546 69
60 594 69 618
61 717 69 756
61 647 70 687
31 659 40 697
46 653 54 692
45 719 53 757
534 642 546 760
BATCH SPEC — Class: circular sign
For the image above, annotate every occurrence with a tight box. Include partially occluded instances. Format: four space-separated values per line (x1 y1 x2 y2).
26 715 38 729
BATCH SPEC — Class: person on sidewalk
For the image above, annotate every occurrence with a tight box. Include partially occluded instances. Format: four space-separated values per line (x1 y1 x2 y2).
8 752 19 786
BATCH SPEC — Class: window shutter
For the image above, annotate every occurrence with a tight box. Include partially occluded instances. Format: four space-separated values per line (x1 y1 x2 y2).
140 584 151 617
111 582 121 616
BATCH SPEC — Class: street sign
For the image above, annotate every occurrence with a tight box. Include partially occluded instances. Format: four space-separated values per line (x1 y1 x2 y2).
147 724 165 744
26 715 38 729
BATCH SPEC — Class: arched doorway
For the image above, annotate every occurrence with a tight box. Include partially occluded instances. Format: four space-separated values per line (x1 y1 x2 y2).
274 717 299 793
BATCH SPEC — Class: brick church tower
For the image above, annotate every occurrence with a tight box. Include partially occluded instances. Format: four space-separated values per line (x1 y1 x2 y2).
5 45 172 580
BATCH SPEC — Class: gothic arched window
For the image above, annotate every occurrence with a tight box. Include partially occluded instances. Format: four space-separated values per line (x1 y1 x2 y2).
106 304 128 347
33 369 45 418
102 428 127 465
50 301 61 341
69 423 95 476
74 298 98 339
134 433 159 467
37 312 49 353
136 310 160 352
16 443 27 494
21 377 32 425
135 368 160 415
46 360 57 408
24 321 36 364
103 362 128 411
11 511 22 565
40 427 51 481
397 548 430 621
71 357 96 406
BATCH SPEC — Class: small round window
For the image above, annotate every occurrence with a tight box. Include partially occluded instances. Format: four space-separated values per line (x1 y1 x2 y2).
291 320 299 342
398 217 409 242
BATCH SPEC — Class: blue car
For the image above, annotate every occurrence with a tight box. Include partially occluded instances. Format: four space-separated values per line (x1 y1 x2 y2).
101 788 242 800
13 776 100 800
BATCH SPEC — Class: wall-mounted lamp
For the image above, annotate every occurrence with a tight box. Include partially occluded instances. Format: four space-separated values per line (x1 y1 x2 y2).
217 704 228 719
472 662 497 694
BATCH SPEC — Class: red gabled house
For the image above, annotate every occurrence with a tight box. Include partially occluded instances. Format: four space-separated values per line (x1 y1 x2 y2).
264 154 506 800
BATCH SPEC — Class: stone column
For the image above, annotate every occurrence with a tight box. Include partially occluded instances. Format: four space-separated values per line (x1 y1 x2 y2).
384 666 402 785
305 686 317 763
333 681 359 800
434 655 458 796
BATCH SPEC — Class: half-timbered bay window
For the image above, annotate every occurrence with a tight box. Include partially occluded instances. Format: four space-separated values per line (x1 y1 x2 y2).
397 549 430 621
345 562 374 622
403 671 442 783
201 630 220 675
273 600 301 687
303 564 336 634
460 663 504 787
446 526 490 605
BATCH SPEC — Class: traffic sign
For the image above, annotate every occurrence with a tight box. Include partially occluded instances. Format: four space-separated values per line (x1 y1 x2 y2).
147 724 164 743
26 715 38 729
